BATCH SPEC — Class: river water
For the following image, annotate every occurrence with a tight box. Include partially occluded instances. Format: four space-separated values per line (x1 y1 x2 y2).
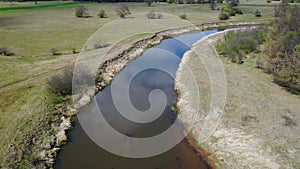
55 30 217 169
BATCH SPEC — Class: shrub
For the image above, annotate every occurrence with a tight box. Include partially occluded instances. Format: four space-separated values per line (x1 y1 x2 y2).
228 1 238 7
219 13 229 20
263 4 300 94
217 28 265 64
47 64 94 96
147 10 156 19
116 5 131 18
146 0 153 6
75 5 88 18
0 47 8 55
72 48 77 54
50 48 60 55
98 9 107 18
254 9 262 17
179 13 187 20
219 5 243 20
217 0 224 3
221 7 230 13
47 66 73 96
0 47 14 56
229 10 236 16
234 8 243 14
146 11 162 19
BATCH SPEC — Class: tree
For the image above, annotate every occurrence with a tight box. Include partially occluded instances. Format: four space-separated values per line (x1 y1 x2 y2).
264 4 300 94
146 0 153 6
116 5 131 18
75 5 89 18
210 0 217 10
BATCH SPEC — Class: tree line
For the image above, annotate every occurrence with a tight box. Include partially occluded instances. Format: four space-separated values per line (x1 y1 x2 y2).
217 1 300 94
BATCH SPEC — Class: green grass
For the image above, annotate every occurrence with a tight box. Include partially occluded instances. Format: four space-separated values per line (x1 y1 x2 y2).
0 1 98 14
0 1 277 57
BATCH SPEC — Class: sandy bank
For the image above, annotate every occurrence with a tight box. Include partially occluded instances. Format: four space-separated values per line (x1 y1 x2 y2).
175 29 300 169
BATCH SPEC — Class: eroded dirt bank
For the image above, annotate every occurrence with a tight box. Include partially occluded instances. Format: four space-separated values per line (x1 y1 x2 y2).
175 30 300 169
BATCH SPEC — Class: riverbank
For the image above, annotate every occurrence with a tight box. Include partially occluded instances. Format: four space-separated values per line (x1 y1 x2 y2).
175 30 300 168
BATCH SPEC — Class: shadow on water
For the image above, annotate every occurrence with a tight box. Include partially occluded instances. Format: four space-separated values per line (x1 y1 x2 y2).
54 30 217 169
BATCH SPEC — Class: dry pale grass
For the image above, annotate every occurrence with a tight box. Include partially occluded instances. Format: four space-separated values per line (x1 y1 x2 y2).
175 30 300 168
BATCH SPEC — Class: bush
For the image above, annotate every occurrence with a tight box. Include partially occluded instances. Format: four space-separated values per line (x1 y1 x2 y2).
47 66 73 96
219 13 229 20
72 48 77 54
219 5 243 20
75 5 88 18
98 9 107 18
179 13 187 20
146 0 153 6
228 1 238 7
254 9 262 17
146 11 162 19
47 64 94 96
217 0 224 3
0 47 8 55
146 10 156 19
50 48 60 55
263 4 300 94
116 5 131 18
0 47 14 56
217 28 266 64
229 10 236 16
234 8 243 14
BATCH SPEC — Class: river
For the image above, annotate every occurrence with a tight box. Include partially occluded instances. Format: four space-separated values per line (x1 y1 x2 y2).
55 29 218 169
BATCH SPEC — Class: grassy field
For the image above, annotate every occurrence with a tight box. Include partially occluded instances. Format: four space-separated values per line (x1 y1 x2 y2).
0 1 278 56
0 0 284 167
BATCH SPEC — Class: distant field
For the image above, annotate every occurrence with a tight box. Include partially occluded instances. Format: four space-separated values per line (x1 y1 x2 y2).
0 1 277 56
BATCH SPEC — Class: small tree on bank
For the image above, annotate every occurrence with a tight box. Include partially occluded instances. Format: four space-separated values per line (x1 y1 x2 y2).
75 5 89 18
